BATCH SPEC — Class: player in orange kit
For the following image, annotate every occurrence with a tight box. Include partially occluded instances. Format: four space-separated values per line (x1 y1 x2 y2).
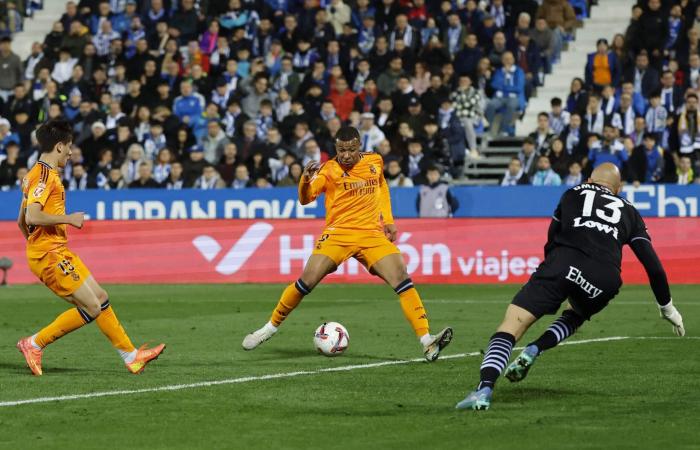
15 119 165 376
243 127 453 360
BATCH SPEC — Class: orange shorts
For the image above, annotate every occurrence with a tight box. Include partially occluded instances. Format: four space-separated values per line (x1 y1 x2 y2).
28 247 91 298
311 230 401 270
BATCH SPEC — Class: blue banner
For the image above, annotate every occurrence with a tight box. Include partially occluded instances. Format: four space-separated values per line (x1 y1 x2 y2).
0 185 697 220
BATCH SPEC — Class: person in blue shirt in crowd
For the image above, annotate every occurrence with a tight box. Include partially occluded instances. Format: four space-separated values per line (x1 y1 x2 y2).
485 51 526 137
587 124 628 170
173 80 205 126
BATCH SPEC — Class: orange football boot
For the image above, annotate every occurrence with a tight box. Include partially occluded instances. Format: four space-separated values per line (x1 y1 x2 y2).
16 337 43 376
125 343 166 374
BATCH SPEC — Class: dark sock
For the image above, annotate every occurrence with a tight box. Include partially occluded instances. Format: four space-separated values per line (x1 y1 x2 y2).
529 309 585 354
478 332 516 390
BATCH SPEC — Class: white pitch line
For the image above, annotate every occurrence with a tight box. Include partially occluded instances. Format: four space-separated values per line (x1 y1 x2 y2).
0 336 695 408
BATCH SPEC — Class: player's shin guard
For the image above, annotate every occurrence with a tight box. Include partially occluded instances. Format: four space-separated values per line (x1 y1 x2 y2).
33 307 94 348
528 309 585 354
478 332 516 390
270 279 310 326
395 279 429 337
95 299 137 361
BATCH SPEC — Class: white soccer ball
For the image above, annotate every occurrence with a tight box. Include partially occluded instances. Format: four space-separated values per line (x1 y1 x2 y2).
314 322 350 356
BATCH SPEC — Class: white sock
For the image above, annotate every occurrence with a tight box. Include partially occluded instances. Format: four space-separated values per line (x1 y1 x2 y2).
119 349 138 364
30 334 42 350
263 321 278 334
420 333 433 347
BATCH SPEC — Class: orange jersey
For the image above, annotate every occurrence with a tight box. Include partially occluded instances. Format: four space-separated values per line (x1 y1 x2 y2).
21 161 68 258
299 153 394 233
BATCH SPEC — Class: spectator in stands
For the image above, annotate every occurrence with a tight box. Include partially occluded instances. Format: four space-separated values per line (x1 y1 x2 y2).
559 112 588 158
548 138 570 179
618 81 646 117
518 137 539 179
0 37 22 101
614 93 636 137
485 52 525 137
402 138 432 185
564 160 583 186
65 163 89 190
194 164 226 189
530 112 556 155
531 155 562 186
183 145 207 187
512 28 541 99
585 38 621 92
583 94 605 135
548 97 570 135
232 164 252 189
587 124 629 170
487 32 508 69
628 133 664 185
129 161 160 189
0 142 20 190
451 74 482 157
120 143 146 185
359 113 386 153
385 158 414 187
676 92 700 162
645 92 667 140
377 56 404 97
152 148 172 185
531 18 555 73
500 156 529 186
416 166 458 217
453 33 482 77
566 77 588 116
164 162 185 190
536 0 577 62
673 155 694 184
437 98 467 177
659 70 683 115
105 167 126 190
276 162 303 187
624 51 660 99
635 0 666 66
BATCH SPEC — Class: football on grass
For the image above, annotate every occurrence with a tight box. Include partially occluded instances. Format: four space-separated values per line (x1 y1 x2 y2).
314 322 349 356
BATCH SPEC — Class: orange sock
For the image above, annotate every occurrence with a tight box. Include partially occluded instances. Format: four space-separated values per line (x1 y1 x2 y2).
34 308 91 348
395 280 430 337
270 280 310 326
95 300 136 356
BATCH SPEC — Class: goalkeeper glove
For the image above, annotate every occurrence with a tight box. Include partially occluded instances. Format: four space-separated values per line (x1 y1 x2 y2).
659 300 685 337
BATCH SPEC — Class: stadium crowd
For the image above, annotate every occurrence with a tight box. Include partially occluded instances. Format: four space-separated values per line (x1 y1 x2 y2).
0 0 596 191
503 0 700 187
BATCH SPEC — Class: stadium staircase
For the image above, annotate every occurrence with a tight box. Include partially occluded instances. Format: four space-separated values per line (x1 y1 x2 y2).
461 0 637 185
11 1 66 60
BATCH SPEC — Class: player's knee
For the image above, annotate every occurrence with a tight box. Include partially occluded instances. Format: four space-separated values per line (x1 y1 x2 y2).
83 302 102 320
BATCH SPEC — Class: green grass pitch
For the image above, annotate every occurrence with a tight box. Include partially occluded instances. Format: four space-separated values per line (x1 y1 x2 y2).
0 283 698 449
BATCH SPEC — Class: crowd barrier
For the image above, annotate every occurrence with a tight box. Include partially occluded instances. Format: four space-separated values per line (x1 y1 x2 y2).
1 218 697 285
0 185 698 220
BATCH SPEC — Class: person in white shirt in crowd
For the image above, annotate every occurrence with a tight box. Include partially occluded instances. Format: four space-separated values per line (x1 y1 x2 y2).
152 148 172 184
584 94 605 135
548 97 570 135
50 48 78 84
359 113 386 152
194 164 226 189
121 143 147 185
24 42 44 81
645 92 667 139
105 100 125 130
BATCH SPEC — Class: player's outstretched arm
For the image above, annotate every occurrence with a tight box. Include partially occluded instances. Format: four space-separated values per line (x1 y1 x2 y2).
630 238 685 336
298 162 326 205
25 203 85 229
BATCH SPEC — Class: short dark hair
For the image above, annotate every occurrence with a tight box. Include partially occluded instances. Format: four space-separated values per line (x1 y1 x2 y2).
336 126 360 142
36 119 73 154
551 97 562 107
